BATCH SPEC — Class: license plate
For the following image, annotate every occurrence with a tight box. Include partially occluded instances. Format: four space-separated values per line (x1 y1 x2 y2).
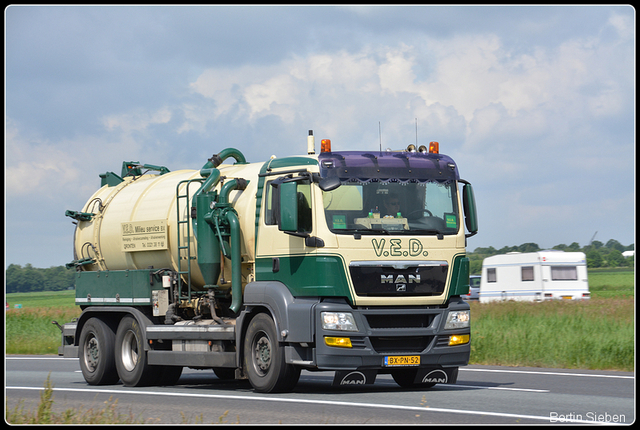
384 355 420 366
561 295 573 300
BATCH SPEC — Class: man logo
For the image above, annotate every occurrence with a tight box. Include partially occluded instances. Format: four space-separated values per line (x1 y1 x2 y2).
422 369 448 384
396 284 406 292
381 274 421 284
340 371 367 385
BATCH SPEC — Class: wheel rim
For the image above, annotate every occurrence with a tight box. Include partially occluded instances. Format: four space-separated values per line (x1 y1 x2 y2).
83 333 99 372
252 332 272 376
121 330 140 372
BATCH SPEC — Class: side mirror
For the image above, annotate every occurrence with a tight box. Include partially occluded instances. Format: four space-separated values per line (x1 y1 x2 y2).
319 176 341 192
462 183 478 237
278 181 298 232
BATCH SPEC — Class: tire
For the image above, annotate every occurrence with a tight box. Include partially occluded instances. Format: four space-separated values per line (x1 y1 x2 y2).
114 316 161 387
157 366 183 386
243 313 300 393
78 317 119 385
213 368 237 380
391 369 436 389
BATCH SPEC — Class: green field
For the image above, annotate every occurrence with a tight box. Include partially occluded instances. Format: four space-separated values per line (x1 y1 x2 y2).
5 269 635 370
586 268 635 298
469 297 633 370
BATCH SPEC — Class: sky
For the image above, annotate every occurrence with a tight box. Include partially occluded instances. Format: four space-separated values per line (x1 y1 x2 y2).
4 5 636 269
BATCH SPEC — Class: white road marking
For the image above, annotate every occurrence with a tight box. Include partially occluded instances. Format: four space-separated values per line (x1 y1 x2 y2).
445 384 549 393
461 368 633 379
5 386 623 424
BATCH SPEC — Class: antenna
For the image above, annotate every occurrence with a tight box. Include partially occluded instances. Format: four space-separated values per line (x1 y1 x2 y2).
415 118 418 146
379 121 382 152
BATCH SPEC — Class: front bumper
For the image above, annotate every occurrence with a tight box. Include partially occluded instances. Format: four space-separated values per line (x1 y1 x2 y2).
297 298 470 383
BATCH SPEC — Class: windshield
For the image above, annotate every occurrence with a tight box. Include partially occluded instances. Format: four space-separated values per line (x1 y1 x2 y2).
322 180 459 235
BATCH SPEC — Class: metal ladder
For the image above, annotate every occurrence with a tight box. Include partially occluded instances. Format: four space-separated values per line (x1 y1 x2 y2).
175 178 204 301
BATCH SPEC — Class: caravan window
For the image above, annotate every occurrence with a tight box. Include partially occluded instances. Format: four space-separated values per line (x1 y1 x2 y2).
551 266 578 281
522 266 534 281
487 268 497 283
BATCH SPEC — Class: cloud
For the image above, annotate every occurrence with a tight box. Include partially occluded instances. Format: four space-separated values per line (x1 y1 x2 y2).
5 6 634 267
103 107 173 135
5 119 82 198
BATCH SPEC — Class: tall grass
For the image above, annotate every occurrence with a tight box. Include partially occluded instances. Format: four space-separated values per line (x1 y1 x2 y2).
469 298 634 371
5 307 81 355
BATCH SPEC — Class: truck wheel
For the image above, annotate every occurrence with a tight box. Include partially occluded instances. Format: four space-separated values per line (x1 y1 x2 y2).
391 369 436 389
115 316 160 386
244 313 300 393
78 317 119 385
157 366 183 386
213 368 236 380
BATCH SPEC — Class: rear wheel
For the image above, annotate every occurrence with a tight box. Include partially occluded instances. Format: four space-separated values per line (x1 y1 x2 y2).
78 318 119 385
115 316 161 386
213 368 237 380
244 313 300 393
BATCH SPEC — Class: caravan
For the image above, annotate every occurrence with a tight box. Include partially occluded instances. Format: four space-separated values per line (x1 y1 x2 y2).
479 251 590 303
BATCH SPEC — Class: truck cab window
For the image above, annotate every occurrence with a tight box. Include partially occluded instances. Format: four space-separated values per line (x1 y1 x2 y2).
322 180 459 235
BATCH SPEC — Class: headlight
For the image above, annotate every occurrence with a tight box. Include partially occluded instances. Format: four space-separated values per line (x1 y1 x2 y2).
321 312 358 331
444 310 470 330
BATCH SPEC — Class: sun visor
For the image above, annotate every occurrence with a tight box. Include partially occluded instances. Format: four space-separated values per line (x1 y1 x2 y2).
319 151 459 184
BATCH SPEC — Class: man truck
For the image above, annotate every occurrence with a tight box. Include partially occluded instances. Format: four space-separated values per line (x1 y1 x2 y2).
59 132 478 393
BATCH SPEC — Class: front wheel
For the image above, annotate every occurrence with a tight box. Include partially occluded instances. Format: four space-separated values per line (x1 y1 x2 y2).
391 369 436 389
78 318 119 385
243 313 300 393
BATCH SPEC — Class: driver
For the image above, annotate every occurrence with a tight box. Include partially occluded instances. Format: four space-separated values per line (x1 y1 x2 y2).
382 193 401 217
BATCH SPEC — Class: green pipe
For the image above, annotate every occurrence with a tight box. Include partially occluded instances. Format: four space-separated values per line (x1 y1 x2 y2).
219 178 249 205
217 178 249 313
192 149 247 290
226 209 243 313
209 148 247 168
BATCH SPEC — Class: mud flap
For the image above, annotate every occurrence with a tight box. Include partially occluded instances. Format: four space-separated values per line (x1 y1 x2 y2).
416 366 459 385
332 369 378 386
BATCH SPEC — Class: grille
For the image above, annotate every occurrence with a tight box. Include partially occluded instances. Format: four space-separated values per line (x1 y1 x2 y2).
366 313 435 329
349 262 448 297
370 336 434 353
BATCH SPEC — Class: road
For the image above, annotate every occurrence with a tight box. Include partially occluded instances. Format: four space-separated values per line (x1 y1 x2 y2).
5 356 635 424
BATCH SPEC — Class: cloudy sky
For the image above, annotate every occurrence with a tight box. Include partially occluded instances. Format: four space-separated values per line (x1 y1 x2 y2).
5 5 635 268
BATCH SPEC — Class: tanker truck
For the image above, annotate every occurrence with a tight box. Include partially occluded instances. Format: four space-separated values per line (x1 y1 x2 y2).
59 131 478 393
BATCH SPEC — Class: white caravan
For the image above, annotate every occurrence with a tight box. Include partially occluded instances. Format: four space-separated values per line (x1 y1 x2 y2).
479 251 590 303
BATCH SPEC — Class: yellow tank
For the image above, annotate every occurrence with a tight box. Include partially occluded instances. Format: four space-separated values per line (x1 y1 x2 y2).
72 162 263 291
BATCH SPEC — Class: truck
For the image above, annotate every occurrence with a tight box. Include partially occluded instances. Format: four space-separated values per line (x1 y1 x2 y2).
59 132 478 393
479 251 590 303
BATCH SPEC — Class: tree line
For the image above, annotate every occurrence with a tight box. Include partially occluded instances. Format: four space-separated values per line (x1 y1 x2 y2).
469 239 634 274
5 239 634 294
5 264 76 294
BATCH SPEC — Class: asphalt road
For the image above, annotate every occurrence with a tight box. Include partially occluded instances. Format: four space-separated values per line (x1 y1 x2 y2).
5 356 635 425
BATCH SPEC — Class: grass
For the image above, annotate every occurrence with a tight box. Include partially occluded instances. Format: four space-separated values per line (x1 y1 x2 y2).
6 289 77 309
469 297 634 371
586 268 635 298
5 306 82 355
